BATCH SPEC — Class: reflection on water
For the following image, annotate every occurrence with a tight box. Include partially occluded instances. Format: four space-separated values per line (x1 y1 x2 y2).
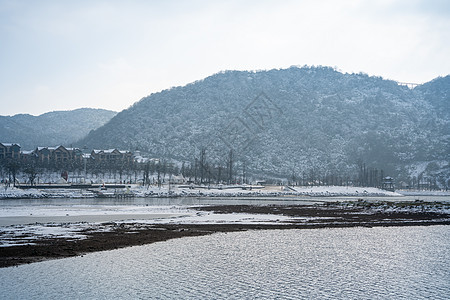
1 226 449 299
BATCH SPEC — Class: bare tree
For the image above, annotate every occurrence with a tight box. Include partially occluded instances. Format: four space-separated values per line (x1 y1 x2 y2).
6 158 20 187
23 164 38 186
199 148 206 184
227 149 233 184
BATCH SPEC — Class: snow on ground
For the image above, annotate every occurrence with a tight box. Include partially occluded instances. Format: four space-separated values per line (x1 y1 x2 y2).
398 190 450 196
0 184 406 199
289 186 402 197
122 210 296 225
0 223 90 247
0 187 95 199
0 204 299 247
0 203 299 226
165 185 403 197
0 204 190 218
0 188 48 199
0 204 192 247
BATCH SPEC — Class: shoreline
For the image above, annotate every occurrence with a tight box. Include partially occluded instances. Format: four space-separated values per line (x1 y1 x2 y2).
2 185 449 201
0 185 408 200
1 202 449 268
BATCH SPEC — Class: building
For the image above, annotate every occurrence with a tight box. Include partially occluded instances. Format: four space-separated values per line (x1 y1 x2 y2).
0 143 21 160
52 146 71 163
1 143 134 169
34 147 54 164
33 146 84 165
20 150 38 163
91 149 133 166
66 147 84 163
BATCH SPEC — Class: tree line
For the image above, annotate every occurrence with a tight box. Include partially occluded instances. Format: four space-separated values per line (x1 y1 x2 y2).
1 151 443 190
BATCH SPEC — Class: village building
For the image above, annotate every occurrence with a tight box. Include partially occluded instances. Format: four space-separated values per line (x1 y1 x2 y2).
52 146 71 163
20 150 38 163
1 143 135 168
91 149 134 166
0 143 21 160
34 147 53 164
32 146 84 165
66 147 84 163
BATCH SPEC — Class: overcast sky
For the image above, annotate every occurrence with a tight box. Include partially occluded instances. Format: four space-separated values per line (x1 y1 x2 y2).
1 0 449 116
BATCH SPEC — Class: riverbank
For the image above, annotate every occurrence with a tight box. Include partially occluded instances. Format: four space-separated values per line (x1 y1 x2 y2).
0 185 405 199
1 200 449 268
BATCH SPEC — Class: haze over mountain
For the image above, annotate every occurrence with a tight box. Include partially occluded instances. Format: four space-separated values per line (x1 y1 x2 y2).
1 108 117 150
78 66 449 186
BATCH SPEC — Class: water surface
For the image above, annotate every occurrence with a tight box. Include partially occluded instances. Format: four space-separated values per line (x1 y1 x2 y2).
1 226 448 299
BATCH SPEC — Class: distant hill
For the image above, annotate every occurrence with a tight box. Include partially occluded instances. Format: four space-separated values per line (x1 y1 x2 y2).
77 66 449 186
0 108 117 150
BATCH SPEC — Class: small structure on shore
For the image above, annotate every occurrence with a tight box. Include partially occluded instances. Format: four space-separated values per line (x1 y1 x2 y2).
382 176 395 192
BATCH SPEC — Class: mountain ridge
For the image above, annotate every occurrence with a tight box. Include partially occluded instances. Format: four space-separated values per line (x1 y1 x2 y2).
18 67 442 184
74 66 448 186
0 108 117 150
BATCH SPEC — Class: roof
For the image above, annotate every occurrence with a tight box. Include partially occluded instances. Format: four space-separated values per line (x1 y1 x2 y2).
103 149 117 154
0 143 21 147
134 156 149 163
20 150 34 155
94 149 130 154
37 146 57 151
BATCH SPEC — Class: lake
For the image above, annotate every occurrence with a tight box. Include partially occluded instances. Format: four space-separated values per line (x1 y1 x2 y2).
1 225 449 299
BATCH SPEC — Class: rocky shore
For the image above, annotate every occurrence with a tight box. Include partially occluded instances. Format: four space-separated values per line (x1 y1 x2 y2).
1 201 449 268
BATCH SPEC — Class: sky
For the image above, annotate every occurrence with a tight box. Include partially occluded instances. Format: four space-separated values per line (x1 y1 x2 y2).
0 0 449 116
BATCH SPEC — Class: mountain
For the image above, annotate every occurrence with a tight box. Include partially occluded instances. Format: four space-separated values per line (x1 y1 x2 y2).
415 75 450 120
78 66 449 186
0 108 117 150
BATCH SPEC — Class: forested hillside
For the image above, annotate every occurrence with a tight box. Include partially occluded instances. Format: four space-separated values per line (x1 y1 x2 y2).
78 66 449 187
0 108 117 150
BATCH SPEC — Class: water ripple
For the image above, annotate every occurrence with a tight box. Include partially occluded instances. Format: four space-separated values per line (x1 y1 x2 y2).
0 226 449 299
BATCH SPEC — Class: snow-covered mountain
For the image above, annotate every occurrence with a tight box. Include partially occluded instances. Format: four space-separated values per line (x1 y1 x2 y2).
77 66 449 186
0 108 117 150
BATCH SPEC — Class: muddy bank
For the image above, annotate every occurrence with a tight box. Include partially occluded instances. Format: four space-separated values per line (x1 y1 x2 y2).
195 202 450 223
1 203 449 268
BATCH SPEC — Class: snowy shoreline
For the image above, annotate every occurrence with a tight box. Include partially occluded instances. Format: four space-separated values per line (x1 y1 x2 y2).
0 184 408 200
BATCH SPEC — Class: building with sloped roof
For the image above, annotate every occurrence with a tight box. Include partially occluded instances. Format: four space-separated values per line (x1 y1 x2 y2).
0 143 21 160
